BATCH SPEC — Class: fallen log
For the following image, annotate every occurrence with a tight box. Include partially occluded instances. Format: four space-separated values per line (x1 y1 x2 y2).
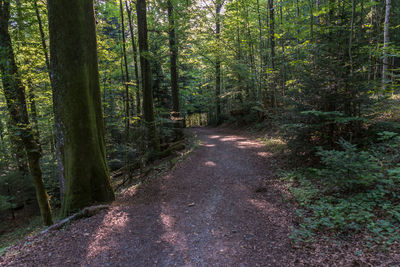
40 205 110 234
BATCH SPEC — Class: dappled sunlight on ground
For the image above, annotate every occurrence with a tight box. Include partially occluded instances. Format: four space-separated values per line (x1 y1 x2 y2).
85 208 129 261
202 143 216 147
117 185 139 203
204 161 216 167
235 140 264 149
257 151 272 158
215 134 264 150
248 198 280 215
0 127 294 266
160 211 188 252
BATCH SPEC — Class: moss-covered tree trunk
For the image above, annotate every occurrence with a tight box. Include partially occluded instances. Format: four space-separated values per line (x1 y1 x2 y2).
136 0 160 152
0 0 53 226
48 0 115 217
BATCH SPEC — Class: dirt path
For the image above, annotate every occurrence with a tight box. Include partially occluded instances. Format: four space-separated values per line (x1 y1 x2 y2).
1 127 294 266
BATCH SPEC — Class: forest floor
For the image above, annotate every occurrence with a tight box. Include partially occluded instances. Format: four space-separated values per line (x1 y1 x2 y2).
0 127 393 266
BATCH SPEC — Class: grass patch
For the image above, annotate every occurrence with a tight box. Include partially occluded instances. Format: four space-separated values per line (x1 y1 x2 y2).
260 136 287 154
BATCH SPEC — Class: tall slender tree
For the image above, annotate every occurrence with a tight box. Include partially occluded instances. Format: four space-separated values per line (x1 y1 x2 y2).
136 0 160 152
268 0 276 109
215 0 223 124
382 0 391 91
168 0 180 115
120 0 131 149
34 0 65 198
126 0 141 115
0 0 53 226
48 0 115 216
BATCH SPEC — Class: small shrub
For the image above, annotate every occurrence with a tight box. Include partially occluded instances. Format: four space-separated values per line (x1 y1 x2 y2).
316 139 383 192
283 111 369 161
284 133 400 245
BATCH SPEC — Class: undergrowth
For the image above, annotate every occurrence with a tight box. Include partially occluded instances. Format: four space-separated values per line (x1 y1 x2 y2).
281 132 400 248
0 216 46 256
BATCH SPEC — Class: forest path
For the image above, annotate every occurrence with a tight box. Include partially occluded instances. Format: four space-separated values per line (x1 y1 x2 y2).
1 127 294 266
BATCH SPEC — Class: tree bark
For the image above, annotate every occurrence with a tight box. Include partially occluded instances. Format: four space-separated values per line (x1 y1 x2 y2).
348 0 355 76
268 0 275 70
125 0 141 115
34 0 50 75
168 0 180 114
367 0 374 82
27 81 40 144
34 0 65 199
268 0 276 109
119 0 131 149
0 0 53 226
280 0 286 96
382 0 391 91
215 0 223 124
256 0 263 98
295 0 300 60
48 0 115 216
136 0 160 151
245 4 255 100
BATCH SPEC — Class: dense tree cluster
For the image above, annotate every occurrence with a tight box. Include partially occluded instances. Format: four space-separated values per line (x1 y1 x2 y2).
0 0 398 239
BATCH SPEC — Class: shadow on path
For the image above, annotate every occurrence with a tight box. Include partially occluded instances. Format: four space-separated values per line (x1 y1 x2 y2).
1 127 294 266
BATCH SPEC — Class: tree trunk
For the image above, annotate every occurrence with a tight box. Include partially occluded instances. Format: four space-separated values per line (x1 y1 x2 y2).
367 0 374 82
382 0 391 91
34 0 50 75
348 0 355 76
280 0 286 96
27 82 40 144
136 0 160 152
245 4 255 100
168 0 180 114
215 1 223 124
125 0 141 115
48 0 115 217
120 0 131 150
235 2 243 102
295 0 300 60
0 0 53 226
256 0 263 98
34 0 65 199
268 0 276 109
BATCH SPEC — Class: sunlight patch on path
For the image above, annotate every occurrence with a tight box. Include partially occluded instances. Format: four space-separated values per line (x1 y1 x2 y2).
204 161 216 167
257 151 272 158
202 143 216 147
159 211 188 252
85 208 129 261
247 198 286 226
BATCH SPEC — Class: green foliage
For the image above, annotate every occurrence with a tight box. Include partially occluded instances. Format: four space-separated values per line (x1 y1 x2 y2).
0 170 36 210
316 139 382 192
0 195 15 211
283 110 371 159
285 134 400 246
0 215 44 255
0 0 399 249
